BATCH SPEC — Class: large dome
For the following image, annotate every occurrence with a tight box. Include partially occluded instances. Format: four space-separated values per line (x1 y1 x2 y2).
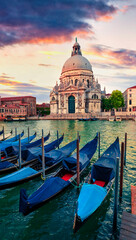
62 55 92 74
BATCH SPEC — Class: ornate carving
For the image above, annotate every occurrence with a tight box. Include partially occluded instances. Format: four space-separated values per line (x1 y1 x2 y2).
60 95 64 107
78 94 82 107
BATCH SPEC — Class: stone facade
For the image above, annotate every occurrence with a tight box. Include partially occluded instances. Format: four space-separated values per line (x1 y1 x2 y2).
123 86 136 113
50 40 102 115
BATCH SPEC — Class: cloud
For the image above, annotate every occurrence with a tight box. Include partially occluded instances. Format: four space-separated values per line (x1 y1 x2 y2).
0 74 51 102
38 64 58 68
0 0 118 47
88 44 136 68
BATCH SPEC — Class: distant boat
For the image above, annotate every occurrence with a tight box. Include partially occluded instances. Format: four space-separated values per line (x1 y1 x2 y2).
73 137 120 232
109 117 114 122
115 117 122 122
4 116 13 122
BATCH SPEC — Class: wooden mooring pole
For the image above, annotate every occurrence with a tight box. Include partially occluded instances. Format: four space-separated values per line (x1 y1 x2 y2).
28 127 30 143
42 129 44 138
98 132 100 158
120 142 124 200
19 134 22 169
57 130 59 149
2 126 5 140
77 132 80 187
15 128 17 139
113 157 119 232
124 133 127 166
42 136 45 180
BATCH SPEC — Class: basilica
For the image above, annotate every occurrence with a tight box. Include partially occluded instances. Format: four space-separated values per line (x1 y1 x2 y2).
50 39 104 115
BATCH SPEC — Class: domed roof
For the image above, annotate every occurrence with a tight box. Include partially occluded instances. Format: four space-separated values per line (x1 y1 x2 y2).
62 55 92 74
61 39 92 74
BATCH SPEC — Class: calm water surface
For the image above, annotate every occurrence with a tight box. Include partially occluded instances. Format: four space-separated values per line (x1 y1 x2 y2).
0 120 136 240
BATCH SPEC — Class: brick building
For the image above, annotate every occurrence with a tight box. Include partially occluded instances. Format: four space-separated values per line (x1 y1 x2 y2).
0 96 36 118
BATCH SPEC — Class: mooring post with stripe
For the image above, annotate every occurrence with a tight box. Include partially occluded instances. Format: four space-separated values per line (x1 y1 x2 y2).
0 148 1 162
2 126 4 140
98 132 100 158
57 130 59 149
28 127 30 143
42 136 45 180
124 133 127 166
120 142 124 200
77 132 80 187
19 134 22 169
113 157 119 232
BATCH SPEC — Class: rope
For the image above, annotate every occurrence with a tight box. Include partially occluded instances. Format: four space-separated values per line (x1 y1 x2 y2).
70 177 83 188
41 173 46 181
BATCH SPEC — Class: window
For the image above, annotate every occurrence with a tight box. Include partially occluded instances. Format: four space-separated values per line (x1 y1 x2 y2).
75 79 78 86
87 80 89 88
92 94 98 99
71 80 73 84
129 100 132 105
129 108 131 112
52 97 55 101
130 94 132 97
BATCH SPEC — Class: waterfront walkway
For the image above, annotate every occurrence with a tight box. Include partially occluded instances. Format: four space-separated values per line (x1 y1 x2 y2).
119 186 136 239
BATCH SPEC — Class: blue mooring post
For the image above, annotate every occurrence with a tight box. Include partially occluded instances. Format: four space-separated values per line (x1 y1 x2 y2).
57 130 59 149
3 126 5 140
15 128 17 140
124 133 127 166
119 142 124 201
113 157 119 232
98 132 100 158
77 132 80 187
19 134 22 169
0 148 1 162
28 127 30 143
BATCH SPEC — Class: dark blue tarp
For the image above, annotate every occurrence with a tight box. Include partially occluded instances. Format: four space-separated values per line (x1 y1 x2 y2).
62 134 98 172
5 133 50 157
21 134 64 162
19 177 69 214
0 161 14 170
91 137 120 182
0 130 4 136
43 138 78 166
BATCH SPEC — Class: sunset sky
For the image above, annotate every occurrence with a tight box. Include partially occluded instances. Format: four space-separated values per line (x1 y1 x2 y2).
0 0 136 103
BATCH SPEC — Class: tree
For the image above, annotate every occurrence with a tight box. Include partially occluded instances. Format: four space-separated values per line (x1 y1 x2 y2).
110 90 124 110
101 98 113 111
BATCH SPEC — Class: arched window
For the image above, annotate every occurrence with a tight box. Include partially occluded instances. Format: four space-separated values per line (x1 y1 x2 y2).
75 79 78 86
71 80 73 84
87 80 89 88
92 94 98 99
52 96 55 101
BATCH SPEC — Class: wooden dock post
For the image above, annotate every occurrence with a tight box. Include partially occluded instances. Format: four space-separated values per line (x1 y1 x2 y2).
19 134 22 169
42 136 45 180
124 133 127 166
120 142 124 200
113 157 119 232
3 126 5 140
98 132 100 158
57 130 59 149
77 132 80 187
15 128 17 139
28 127 30 143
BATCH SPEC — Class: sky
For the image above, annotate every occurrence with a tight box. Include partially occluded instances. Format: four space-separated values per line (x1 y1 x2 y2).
0 0 136 103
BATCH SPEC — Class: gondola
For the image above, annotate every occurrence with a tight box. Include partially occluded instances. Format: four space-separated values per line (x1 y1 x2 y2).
0 130 24 144
0 129 4 136
73 137 120 232
19 134 98 215
1 132 50 160
0 132 36 155
0 138 77 190
0 131 12 141
0 134 63 175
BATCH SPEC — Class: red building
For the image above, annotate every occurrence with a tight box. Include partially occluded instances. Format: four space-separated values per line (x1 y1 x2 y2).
0 96 36 118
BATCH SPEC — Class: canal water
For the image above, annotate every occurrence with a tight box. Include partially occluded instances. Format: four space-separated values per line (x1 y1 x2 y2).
0 120 136 240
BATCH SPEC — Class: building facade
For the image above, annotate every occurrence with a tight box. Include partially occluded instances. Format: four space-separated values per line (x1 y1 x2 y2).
50 40 103 115
123 86 136 113
0 96 36 118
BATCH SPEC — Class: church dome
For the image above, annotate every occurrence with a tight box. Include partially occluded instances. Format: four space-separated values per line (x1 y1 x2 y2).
61 39 92 74
62 55 92 73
